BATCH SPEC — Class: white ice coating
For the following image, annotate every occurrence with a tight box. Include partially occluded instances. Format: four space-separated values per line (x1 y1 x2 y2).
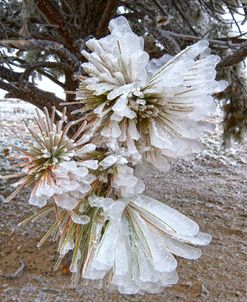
24 16 220 295
87 156 145 219
99 154 128 168
88 194 128 220
79 16 228 171
112 165 145 197
29 160 96 210
82 194 211 294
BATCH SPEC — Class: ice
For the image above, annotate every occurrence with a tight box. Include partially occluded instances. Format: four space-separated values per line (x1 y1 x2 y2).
54 193 79 210
77 14 228 180
163 234 202 260
29 195 48 208
104 199 128 219
99 155 118 167
101 120 121 138
34 181 55 198
132 195 200 236
181 40 209 60
160 270 179 286
80 160 98 170
175 231 212 246
77 191 212 294
128 120 140 140
145 149 171 172
113 224 129 276
131 210 177 273
88 82 116 96
88 194 113 208
85 38 103 55
88 194 128 219
111 94 136 119
92 220 121 270
77 182 91 194
99 154 127 168
109 16 133 37
108 83 136 100
69 211 90 225
6 15 224 295
60 237 75 256
150 121 205 156
119 34 149 83
146 54 173 76
77 143 96 154
106 164 146 197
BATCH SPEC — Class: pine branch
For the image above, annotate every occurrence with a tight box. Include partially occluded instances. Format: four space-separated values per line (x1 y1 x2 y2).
34 0 77 54
96 0 119 36
217 45 247 68
0 65 64 114
0 39 82 68
18 62 72 85
155 29 247 49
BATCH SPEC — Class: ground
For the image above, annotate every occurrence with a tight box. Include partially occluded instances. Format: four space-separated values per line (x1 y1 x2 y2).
0 100 246 302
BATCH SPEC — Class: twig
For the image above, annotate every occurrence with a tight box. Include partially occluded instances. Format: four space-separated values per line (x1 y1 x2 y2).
226 3 242 35
34 0 75 52
96 0 119 36
37 69 65 88
0 39 82 68
0 173 25 179
6 257 25 279
156 29 247 49
171 0 198 35
18 62 71 86
217 45 247 68
152 0 169 18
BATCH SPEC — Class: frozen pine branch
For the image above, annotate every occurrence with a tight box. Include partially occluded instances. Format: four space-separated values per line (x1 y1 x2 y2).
3 16 229 294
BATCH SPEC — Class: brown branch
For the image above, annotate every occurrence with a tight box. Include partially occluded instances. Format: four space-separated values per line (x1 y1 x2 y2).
0 65 22 82
0 65 75 117
153 28 181 55
0 39 82 68
34 0 78 55
218 35 247 43
4 83 65 113
217 46 247 68
36 69 65 88
171 0 198 35
155 29 247 49
0 64 64 113
122 0 155 17
0 80 16 92
152 0 169 18
96 0 120 36
18 62 72 85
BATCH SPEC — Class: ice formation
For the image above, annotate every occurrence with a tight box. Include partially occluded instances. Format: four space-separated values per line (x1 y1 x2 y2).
4 16 228 295
78 16 228 171
82 195 211 294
